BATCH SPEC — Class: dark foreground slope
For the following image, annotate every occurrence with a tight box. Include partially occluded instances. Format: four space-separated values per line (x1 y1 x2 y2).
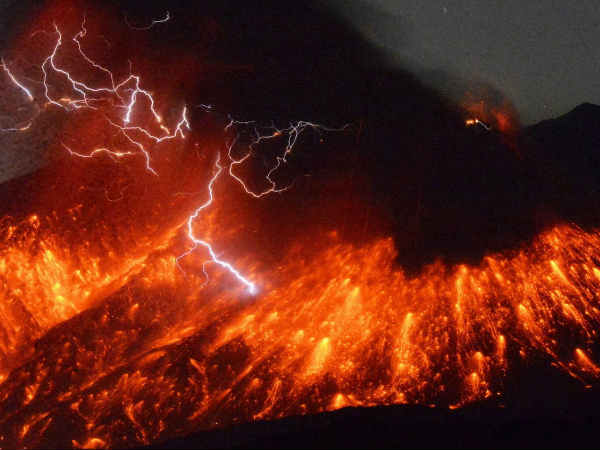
152 393 600 450
151 350 600 449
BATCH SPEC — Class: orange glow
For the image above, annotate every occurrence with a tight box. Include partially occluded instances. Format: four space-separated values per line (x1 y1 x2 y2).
1 2 600 448
3 216 600 447
461 95 520 135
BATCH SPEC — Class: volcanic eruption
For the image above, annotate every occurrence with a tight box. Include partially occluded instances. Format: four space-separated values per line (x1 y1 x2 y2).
1 1 600 448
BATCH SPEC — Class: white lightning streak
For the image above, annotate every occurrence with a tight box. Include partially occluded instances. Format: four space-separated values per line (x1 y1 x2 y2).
125 11 171 31
62 143 134 160
227 120 348 197
1 58 34 101
177 154 257 294
2 18 346 296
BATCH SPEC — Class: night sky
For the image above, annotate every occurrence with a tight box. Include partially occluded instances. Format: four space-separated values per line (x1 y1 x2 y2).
328 0 600 125
2 1 599 125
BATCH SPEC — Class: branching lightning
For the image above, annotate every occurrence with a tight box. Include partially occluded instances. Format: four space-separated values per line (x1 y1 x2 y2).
177 119 345 293
176 153 257 294
226 119 348 197
28 21 191 175
1 17 345 295
125 10 171 31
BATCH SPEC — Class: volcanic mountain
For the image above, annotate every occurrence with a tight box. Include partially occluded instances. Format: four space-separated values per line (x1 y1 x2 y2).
147 102 600 449
1 1 600 449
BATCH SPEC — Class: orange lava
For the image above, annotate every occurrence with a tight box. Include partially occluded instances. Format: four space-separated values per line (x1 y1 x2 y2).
1 204 600 448
1 2 600 449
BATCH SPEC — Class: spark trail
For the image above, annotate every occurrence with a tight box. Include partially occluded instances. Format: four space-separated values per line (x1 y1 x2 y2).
465 118 491 131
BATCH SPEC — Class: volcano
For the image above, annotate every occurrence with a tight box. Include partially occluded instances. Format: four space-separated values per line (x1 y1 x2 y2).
1 1 600 449
148 102 600 450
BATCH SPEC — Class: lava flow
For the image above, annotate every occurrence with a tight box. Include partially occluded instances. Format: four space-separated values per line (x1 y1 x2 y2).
2 2 600 449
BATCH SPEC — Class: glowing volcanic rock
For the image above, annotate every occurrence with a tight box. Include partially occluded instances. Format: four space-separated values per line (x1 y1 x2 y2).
1 222 600 448
2 2 600 449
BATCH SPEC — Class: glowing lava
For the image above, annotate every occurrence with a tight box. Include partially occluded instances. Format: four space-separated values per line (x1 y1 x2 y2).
2 220 600 448
1 4 600 450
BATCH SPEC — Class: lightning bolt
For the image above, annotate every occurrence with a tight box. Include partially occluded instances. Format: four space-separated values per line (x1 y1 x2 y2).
1 17 346 295
0 58 37 132
176 153 257 294
226 120 349 197
176 119 345 294
174 119 347 294
125 10 171 31
1 58 34 102
61 143 134 160
31 21 190 175
0 122 33 132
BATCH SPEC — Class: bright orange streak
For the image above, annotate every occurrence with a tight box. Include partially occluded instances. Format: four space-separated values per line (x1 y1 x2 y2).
2 222 600 448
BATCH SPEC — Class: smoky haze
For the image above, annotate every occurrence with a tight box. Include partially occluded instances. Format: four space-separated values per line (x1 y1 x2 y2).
326 0 600 125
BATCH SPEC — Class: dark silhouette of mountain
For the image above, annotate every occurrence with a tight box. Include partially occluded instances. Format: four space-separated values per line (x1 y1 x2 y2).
521 103 600 227
151 399 600 449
